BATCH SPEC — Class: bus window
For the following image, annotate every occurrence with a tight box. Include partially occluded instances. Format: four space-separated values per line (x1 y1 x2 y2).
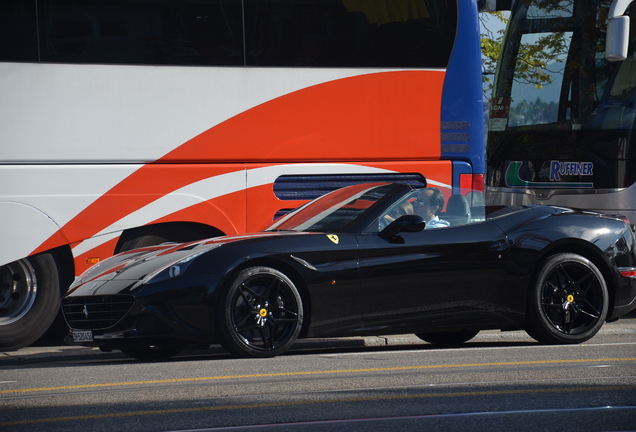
525 0 573 19
38 0 244 66
33 0 458 68
0 0 38 61
244 0 457 68
508 31 573 127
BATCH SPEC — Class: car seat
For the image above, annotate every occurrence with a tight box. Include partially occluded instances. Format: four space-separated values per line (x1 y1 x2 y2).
442 194 471 225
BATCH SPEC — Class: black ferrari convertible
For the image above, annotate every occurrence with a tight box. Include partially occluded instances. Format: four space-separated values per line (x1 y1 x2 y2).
62 183 636 360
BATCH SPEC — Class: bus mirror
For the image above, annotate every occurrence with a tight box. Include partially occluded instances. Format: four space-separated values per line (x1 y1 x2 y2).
606 16 630 61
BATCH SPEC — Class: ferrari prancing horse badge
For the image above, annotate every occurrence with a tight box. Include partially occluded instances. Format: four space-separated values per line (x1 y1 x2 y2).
327 235 339 244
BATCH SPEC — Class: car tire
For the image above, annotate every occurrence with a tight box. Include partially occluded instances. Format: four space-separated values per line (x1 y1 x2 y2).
526 253 608 344
217 266 303 358
0 253 61 351
120 345 183 361
416 329 479 345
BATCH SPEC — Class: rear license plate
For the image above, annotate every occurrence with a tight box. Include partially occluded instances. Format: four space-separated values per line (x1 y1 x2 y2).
72 330 93 343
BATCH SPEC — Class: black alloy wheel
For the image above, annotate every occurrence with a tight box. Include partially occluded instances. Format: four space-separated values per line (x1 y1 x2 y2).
217 267 303 358
526 253 608 344
416 329 479 345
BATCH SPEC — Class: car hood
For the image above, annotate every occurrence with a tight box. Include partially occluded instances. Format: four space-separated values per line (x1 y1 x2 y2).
66 231 305 295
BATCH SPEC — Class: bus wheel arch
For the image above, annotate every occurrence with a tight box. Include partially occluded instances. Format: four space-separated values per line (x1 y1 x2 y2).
114 222 226 253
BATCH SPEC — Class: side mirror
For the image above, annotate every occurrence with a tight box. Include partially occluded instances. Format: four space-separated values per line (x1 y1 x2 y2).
379 215 425 243
606 16 630 61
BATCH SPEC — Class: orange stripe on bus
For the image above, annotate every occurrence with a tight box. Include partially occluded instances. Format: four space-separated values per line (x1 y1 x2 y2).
32 70 445 269
160 70 444 163
32 164 243 257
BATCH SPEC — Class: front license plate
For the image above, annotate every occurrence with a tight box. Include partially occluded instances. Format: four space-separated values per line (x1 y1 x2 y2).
72 330 93 343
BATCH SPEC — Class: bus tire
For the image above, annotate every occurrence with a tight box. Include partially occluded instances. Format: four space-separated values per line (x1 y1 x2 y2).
0 253 62 351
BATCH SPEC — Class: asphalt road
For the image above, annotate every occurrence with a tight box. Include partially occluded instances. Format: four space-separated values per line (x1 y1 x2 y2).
1 319 635 432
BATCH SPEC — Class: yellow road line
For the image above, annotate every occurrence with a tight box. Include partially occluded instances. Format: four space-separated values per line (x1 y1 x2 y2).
2 385 635 427
2 357 635 395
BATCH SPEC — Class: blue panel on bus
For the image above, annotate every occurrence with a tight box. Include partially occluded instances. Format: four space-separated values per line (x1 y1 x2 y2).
441 0 485 175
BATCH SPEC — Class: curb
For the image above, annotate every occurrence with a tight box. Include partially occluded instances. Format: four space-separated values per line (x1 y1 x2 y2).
1 325 634 366
0 335 423 366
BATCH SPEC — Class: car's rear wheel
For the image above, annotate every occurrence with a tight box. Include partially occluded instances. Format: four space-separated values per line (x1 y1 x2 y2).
416 329 479 345
0 253 61 351
120 345 183 361
217 267 303 358
526 253 608 344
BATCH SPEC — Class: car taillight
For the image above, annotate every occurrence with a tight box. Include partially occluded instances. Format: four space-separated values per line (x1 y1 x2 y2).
619 268 636 278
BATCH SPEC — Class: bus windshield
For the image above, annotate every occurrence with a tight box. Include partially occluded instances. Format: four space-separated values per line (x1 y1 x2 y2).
487 0 636 222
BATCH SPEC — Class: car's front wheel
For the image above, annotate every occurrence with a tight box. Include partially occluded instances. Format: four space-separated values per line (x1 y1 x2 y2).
217 267 303 358
526 253 608 344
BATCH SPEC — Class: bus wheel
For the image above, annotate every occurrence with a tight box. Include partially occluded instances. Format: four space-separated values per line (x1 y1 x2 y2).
0 253 61 351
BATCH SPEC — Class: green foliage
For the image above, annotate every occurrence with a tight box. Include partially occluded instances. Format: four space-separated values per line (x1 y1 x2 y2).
509 97 558 127
480 10 569 101
480 11 507 100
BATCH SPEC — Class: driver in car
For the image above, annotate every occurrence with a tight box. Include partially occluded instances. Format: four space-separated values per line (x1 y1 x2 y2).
416 188 449 229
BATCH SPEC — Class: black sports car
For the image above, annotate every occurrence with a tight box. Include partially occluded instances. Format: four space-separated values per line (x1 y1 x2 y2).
62 183 636 360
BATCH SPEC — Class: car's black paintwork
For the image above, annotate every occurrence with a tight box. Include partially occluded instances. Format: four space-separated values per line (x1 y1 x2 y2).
62 183 636 355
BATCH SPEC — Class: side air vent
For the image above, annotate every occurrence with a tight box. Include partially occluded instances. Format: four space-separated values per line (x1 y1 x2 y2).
273 173 426 201
442 121 471 153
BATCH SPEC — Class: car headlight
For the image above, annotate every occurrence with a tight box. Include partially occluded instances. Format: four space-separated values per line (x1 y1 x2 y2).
142 248 216 285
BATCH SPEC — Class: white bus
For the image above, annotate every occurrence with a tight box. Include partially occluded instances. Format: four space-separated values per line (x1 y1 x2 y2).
1 0 491 350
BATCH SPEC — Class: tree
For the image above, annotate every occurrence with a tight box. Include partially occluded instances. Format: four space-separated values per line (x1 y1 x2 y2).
480 11 508 101
480 8 570 102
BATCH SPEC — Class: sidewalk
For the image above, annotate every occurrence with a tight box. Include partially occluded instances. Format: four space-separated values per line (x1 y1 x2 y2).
2 321 634 366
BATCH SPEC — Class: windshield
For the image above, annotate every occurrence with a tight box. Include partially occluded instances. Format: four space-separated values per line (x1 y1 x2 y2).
368 186 486 232
268 182 487 233
487 0 636 191
267 183 401 232
492 0 635 131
